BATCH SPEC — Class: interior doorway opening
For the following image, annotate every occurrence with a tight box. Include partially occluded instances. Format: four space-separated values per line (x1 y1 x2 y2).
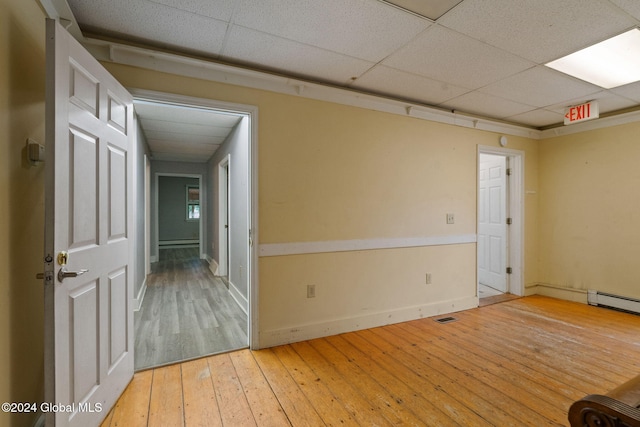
478 153 508 295
131 91 258 370
477 146 524 306
155 173 203 258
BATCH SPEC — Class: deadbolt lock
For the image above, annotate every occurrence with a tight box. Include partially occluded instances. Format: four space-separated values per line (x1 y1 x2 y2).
57 251 68 266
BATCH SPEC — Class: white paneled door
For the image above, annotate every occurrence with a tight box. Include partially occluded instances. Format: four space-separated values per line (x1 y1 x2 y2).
44 19 134 426
478 154 508 293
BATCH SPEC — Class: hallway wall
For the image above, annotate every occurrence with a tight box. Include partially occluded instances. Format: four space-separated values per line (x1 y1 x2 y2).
208 116 251 313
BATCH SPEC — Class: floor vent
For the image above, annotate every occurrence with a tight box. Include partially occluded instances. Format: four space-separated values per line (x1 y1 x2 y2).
435 316 458 324
588 290 640 316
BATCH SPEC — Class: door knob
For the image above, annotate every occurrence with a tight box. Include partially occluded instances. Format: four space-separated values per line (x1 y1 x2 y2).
57 268 88 283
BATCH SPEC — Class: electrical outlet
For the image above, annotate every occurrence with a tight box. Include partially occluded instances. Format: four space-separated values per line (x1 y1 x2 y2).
425 273 432 284
446 213 455 224
307 284 316 298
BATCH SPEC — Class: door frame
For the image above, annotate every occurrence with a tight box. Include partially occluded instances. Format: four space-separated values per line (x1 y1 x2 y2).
218 155 231 277
144 154 151 276
477 145 525 297
154 173 204 259
131 88 259 349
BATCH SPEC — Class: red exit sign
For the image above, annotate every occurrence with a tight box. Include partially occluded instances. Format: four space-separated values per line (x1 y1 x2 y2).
564 101 599 125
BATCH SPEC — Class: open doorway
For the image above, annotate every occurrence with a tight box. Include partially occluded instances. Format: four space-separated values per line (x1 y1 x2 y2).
477 146 524 306
131 91 257 370
156 174 203 256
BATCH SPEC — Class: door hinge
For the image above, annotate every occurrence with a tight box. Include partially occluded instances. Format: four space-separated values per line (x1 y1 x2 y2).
506 217 512 225
506 267 513 274
506 168 512 176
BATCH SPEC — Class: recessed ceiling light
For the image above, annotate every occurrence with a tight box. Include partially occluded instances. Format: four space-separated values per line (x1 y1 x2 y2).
380 0 462 21
545 28 640 89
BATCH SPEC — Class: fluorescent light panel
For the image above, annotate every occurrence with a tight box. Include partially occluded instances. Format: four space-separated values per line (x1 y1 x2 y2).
546 28 640 89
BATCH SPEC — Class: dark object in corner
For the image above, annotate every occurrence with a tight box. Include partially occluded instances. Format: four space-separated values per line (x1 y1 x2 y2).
568 374 640 426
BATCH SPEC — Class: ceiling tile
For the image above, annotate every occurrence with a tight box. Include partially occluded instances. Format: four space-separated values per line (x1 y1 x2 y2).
505 109 565 128
134 101 242 161
381 0 463 20
145 131 227 145
438 0 635 63
140 119 234 137
382 25 535 89
148 0 238 21
351 65 469 105
596 94 639 114
152 152 212 163
611 81 640 103
480 66 601 108
608 0 640 20
223 26 375 85
69 0 228 55
135 102 242 127
148 140 221 152
231 0 431 62
439 91 536 120
546 91 639 117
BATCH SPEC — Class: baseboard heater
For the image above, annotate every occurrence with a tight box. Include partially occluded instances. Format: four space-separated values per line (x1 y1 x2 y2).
588 290 640 315
159 239 199 248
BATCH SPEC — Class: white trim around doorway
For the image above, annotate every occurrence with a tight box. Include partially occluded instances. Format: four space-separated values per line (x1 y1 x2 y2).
130 88 260 350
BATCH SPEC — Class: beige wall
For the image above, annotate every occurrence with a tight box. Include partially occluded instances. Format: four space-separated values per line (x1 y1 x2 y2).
0 0 47 426
103 62 540 345
538 121 640 300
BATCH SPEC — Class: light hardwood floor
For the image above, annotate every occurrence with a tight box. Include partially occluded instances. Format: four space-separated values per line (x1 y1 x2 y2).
478 283 521 307
135 248 248 370
106 296 640 426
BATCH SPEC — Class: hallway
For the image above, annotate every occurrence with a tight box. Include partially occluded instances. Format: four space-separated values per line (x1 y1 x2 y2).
134 248 248 370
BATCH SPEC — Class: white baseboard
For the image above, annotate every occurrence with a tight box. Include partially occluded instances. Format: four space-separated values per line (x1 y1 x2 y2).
526 283 588 303
258 295 478 348
159 239 199 245
134 277 148 312
207 256 219 276
228 280 249 315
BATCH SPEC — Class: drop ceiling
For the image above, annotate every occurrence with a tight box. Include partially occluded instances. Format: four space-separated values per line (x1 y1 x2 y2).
66 0 640 140
134 101 242 162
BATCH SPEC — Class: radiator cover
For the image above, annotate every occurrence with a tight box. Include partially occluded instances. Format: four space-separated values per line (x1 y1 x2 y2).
588 290 640 315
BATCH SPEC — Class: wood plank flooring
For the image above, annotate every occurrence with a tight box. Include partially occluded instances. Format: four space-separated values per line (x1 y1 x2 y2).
478 283 521 307
105 296 640 426
135 248 248 370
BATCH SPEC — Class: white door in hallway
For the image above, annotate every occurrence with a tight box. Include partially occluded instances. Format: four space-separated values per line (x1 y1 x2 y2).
478 154 508 292
44 19 134 426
